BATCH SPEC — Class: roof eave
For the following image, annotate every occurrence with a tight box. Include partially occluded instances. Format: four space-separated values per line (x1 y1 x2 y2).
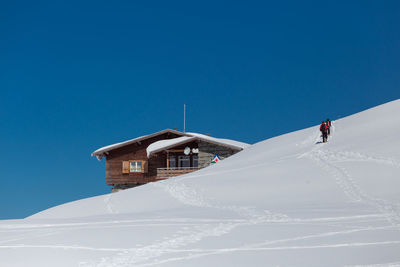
147 137 197 157
195 137 246 151
147 136 246 157
91 129 187 157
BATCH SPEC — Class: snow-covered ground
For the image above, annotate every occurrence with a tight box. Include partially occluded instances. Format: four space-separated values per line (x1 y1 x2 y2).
1 100 400 267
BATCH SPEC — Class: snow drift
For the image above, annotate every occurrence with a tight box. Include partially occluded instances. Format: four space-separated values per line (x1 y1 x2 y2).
1 100 400 267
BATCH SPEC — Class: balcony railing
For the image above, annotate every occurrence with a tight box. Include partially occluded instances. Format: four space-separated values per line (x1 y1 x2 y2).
157 167 200 179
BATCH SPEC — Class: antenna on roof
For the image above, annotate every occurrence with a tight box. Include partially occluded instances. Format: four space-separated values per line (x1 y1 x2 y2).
183 104 186 132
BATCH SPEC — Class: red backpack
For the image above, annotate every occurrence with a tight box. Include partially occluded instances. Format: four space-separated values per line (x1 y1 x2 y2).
326 120 331 128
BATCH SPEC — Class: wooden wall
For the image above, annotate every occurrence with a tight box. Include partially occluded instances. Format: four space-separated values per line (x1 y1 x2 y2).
104 133 241 188
105 132 181 186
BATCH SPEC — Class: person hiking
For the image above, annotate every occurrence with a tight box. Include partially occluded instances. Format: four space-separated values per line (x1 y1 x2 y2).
320 121 328 143
326 119 331 136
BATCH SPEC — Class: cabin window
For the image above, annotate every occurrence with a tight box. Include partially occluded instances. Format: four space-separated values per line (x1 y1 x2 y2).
169 156 176 168
178 155 190 168
130 161 143 172
193 155 198 168
122 160 148 174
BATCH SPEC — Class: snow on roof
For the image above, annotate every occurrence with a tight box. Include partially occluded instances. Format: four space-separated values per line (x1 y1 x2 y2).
146 133 250 157
92 129 250 160
146 136 196 157
18 100 400 267
185 132 250 150
91 129 185 160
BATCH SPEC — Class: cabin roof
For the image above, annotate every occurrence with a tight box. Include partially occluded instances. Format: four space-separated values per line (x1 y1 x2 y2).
91 129 185 160
185 132 250 150
146 134 249 157
92 129 250 160
146 136 196 157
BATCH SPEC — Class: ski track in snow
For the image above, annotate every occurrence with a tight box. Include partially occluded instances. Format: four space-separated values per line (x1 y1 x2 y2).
104 194 116 214
80 135 400 267
320 150 400 168
2 121 400 266
312 150 400 226
300 123 400 227
78 179 293 266
57 121 400 266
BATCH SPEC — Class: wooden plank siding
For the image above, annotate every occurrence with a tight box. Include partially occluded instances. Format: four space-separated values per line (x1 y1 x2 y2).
105 132 182 185
99 130 246 191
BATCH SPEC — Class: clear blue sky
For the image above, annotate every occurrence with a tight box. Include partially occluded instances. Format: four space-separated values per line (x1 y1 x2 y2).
1 0 399 219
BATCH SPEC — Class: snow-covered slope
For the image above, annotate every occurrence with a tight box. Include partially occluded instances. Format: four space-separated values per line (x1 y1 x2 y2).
1 100 400 267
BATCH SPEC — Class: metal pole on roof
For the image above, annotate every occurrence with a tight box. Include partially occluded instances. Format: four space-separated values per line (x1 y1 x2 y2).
184 104 186 132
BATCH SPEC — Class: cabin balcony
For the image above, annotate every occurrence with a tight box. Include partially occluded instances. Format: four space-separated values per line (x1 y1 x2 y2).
156 167 200 179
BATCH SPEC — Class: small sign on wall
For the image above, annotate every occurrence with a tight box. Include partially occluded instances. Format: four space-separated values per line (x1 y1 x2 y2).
211 154 221 164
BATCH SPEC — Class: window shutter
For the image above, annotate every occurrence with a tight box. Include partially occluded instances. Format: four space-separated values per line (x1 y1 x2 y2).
142 160 148 173
122 161 130 174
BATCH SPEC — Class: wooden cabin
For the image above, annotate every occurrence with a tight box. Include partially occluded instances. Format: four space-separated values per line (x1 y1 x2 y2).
92 129 249 192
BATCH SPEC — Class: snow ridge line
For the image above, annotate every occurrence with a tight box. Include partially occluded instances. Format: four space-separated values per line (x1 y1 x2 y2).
0 218 244 230
0 244 126 251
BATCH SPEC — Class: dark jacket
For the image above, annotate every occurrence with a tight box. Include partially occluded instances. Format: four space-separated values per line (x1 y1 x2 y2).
320 123 328 132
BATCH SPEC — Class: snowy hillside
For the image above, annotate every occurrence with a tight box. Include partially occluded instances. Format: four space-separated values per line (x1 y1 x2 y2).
1 100 400 267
